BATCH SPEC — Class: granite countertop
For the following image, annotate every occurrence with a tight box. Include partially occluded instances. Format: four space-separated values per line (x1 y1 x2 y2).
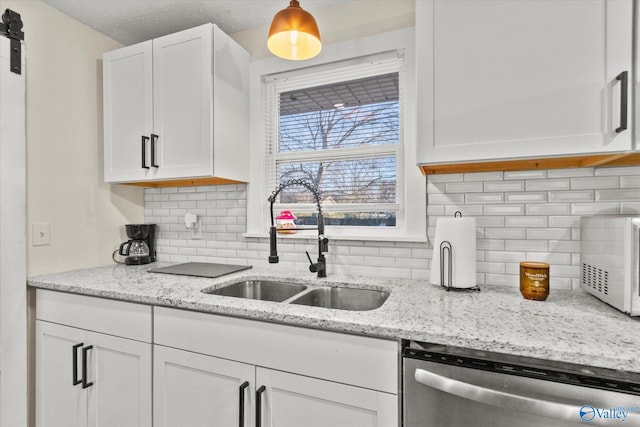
27 262 640 375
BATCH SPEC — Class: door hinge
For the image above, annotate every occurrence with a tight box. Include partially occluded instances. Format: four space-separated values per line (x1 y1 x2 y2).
0 9 24 74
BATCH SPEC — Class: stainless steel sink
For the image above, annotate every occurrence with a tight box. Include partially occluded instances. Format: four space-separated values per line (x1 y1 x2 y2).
202 280 307 302
289 286 390 311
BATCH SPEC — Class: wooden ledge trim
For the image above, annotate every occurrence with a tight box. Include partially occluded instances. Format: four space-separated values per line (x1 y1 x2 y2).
419 152 640 175
120 177 246 188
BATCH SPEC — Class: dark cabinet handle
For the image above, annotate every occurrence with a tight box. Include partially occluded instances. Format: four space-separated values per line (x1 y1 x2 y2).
616 71 628 133
239 381 249 427
81 345 94 389
72 343 83 386
150 134 159 168
255 385 266 427
141 136 150 169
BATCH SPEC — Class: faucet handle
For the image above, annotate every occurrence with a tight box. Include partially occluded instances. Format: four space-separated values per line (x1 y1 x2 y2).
305 251 322 273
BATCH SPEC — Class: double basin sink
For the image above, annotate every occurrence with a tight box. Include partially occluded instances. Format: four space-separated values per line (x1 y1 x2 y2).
202 279 390 311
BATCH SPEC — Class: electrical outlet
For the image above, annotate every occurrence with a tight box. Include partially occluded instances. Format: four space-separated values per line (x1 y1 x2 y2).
32 223 51 246
191 218 202 240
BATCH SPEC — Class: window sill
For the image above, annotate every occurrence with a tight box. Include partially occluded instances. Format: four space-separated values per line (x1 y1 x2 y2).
242 232 427 244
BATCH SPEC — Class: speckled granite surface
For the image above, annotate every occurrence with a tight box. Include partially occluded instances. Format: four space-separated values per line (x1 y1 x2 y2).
28 262 640 374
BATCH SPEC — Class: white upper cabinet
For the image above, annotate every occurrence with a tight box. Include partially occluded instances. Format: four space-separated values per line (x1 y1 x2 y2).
103 24 250 184
103 41 153 182
416 0 633 165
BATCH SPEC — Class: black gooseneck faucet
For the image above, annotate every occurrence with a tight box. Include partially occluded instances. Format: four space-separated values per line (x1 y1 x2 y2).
268 179 329 278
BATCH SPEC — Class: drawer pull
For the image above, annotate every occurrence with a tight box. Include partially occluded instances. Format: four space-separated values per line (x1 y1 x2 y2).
256 385 266 427
72 343 83 386
239 381 249 427
81 345 94 389
615 71 628 133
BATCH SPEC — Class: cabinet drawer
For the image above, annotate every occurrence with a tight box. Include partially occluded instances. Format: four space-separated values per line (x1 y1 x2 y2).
154 307 398 394
36 289 152 342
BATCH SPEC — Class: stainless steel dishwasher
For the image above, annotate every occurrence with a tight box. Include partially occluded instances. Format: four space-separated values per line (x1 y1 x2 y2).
403 341 640 427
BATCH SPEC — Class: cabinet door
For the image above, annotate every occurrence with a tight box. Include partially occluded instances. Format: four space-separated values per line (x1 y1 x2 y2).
36 321 88 427
152 24 214 179
154 345 255 427
86 331 152 427
417 0 633 164
256 368 397 427
103 41 154 182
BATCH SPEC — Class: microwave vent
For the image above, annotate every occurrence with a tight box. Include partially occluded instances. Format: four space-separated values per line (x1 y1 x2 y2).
581 263 609 296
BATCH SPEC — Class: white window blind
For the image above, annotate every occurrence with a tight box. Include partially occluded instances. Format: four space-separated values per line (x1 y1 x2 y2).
264 52 405 229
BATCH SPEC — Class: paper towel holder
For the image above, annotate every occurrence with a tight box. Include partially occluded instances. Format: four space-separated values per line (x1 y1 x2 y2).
440 240 453 289
438 212 481 292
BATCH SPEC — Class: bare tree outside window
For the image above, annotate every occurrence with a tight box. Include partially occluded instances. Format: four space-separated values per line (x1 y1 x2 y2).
275 73 400 227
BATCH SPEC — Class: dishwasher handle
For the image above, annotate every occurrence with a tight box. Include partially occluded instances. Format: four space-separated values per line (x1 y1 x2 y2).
415 368 638 426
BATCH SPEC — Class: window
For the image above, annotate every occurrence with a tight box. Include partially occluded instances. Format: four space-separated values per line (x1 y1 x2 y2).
265 55 404 231
246 28 425 242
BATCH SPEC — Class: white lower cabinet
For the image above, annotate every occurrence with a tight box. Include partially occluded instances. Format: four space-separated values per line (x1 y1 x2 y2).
153 307 399 427
256 367 397 427
35 290 153 427
154 345 396 427
35 291 398 427
153 345 254 427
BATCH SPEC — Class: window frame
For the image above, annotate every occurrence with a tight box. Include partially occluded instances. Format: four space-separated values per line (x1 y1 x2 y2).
268 61 403 231
245 28 425 242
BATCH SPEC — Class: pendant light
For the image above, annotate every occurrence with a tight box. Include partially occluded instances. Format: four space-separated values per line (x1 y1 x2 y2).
267 0 322 61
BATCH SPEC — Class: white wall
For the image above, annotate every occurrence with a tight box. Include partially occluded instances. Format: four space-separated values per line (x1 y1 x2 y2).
0 0 145 276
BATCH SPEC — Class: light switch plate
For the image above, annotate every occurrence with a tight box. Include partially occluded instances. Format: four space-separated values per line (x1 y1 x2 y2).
32 223 51 246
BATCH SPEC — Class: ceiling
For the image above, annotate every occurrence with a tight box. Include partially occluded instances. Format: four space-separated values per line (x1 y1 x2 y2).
41 0 349 46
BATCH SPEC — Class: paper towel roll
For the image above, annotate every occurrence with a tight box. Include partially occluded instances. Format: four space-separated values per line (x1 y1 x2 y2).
430 216 477 288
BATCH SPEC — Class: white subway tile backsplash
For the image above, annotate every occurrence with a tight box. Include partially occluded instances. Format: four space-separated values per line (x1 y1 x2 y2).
466 193 504 204
145 167 639 292
505 216 547 228
547 168 594 178
571 202 619 215
620 176 640 188
429 193 465 204
505 240 547 252
484 228 526 239
525 178 570 191
485 251 526 263
595 166 640 176
445 181 484 193
484 180 524 192
595 189 640 201
484 204 524 215
526 228 571 240
476 216 505 227
547 216 579 228
445 205 483 216
505 192 546 203
571 176 618 190
477 261 505 274
477 239 505 250
504 170 547 180
621 202 640 214
428 174 463 183
548 190 594 202
526 203 570 215
464 171 504 181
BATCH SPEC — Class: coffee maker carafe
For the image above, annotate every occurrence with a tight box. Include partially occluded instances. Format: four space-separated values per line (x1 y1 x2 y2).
118 224 156 265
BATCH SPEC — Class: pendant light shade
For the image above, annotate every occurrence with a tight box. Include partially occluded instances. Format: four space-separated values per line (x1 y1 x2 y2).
268 0 321 61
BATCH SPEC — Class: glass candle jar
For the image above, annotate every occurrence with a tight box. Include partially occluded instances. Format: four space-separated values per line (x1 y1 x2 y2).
275 210 297 234
519 261 550 301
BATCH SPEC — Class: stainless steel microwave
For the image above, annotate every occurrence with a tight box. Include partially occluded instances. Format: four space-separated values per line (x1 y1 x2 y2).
580 216 640 316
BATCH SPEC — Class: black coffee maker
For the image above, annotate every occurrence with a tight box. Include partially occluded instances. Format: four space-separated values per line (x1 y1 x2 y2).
118 224 157 265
